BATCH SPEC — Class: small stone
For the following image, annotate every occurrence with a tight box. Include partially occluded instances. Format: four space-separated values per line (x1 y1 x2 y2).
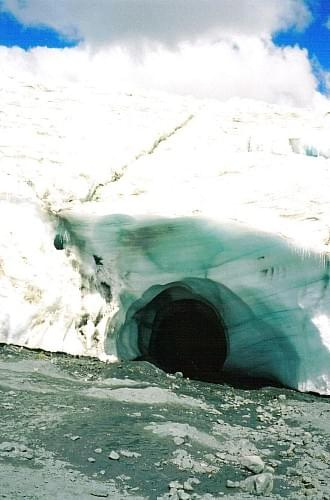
108 451 120 460
70 435 80 441
269 459 281 467
226 480 240 488
304 489 314 496
177 491 190 500
240 455 265 474
94 448 102 454
88 457 96 463
120 449 141 458
174 372 184 378
90 490 109 497
169 481 183 490
278 394 286 400
0 442 15 452
174 437 185 446
240 472 273 496
183 481 194 492
286 443 295 455
189 478 200 486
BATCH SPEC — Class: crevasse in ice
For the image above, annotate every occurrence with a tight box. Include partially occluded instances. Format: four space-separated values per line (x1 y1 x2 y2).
1 79 330 393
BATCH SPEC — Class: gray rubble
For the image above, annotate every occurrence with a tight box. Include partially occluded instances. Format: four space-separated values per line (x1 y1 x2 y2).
0 345 329 499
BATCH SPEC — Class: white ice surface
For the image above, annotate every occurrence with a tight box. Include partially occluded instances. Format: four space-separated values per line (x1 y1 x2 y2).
1 77 330 393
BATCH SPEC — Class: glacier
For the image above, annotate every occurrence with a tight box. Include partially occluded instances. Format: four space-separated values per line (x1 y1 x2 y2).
1 77 330 394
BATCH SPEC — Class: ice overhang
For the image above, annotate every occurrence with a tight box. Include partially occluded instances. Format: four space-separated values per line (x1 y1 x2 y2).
55 213 330 394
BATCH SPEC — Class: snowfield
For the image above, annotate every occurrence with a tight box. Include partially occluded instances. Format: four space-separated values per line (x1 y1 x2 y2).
1 76 330 393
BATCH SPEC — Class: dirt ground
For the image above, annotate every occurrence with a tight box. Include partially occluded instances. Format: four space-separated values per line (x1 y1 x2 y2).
0 344 329 499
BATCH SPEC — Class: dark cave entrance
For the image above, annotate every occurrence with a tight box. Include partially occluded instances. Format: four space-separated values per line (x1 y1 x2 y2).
136 292 228 382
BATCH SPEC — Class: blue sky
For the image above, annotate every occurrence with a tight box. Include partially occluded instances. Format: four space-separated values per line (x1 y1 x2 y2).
0 10 77 48
274 1 330 70
274 1 329 93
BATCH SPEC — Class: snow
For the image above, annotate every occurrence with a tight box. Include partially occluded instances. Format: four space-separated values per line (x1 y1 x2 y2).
1 77 330 393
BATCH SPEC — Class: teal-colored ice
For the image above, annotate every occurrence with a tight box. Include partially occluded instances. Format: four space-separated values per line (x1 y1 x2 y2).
57 214 330 393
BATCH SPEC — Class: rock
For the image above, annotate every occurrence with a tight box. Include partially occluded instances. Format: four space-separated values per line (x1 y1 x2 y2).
174 437 185 446
184 478 200 491
120 449 141 458
88 457 96 463
287 443 295 455
226 480 240 488
94 448 102 454
90 489 109 497
17 444 28 452
240 473 274 496
183 481 194 492
169 481 183 490
240 455 265 473
302 476 313 484
177 491 190 500
70 435 80 441
0 442 15 452
303 489 314 496
172 450 193 470
108 451 120 460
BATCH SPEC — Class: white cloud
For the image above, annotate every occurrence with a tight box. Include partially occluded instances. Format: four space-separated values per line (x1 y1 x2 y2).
0 0 327 108
0 36 321 107
2 0 311 47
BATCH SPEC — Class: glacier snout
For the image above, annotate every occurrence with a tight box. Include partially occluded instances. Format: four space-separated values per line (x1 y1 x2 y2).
57 213 330 394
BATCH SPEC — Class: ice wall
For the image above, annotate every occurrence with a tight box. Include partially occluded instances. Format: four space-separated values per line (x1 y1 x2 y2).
55 213 330 394
1 79 330 393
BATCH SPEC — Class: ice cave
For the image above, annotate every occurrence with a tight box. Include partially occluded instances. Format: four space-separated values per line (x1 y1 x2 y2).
54 214 330 393
1 80 330 394
134 291 228 382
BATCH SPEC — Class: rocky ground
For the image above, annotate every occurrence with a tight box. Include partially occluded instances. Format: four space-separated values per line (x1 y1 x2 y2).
0 344 329 499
